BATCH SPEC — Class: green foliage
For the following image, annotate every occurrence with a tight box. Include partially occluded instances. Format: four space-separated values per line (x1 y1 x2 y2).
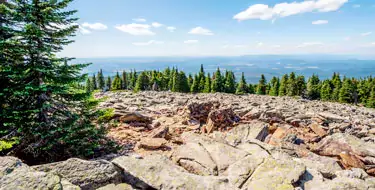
122 71 127 90
269 77 280 96
0 0 115 163
296 75 306 96
320 80 332 101
306 74 321 100
256 74 267 95
106 76 112 91
134 72 149 92
97 108 115 123
191 74 199 93
91 74 97 90
0 137 19 152
211 68 224 93
225 71 236 94
112 72 122 90
97 69 105 90
339 77 355 103
236 72 247 95
203 73 212 93
287 72 298 96
279 74 288 96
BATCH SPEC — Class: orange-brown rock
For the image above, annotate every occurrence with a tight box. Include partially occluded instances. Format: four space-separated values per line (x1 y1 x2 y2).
339 151 365 169
138 138 167 150
268 127 288 146
204 108 239 134
310 123 327 137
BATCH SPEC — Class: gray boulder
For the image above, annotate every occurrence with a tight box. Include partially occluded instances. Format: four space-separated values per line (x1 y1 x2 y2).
0 156 79 190
32 158 122 190
112 155 238 190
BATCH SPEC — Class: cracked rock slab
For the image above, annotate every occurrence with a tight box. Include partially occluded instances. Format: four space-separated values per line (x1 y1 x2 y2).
112 155 238 190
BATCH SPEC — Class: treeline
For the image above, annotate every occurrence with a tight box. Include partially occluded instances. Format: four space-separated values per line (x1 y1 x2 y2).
87 65 375 108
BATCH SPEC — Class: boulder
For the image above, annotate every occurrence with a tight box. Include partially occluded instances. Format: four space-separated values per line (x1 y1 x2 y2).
241 157 306 190
112 155 238 190
0 156 80 190
32 158 122 190
224 121 269 146
138 137 167 150
226 155 265 188
172 142 218 176
115 112 152 123
205 108 240 133
318 112 347 122
309 123 327 137
184 101 220 123
268 127 288 146
148 126 169 138
96 183 134 190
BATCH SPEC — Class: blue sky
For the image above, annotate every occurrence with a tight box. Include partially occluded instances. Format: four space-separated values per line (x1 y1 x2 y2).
60 0 375 58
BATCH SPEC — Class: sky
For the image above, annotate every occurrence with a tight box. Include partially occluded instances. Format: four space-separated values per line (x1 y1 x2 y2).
60 0 375 58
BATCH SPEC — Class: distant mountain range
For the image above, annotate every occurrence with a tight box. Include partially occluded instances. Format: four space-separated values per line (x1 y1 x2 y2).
72 55 375 83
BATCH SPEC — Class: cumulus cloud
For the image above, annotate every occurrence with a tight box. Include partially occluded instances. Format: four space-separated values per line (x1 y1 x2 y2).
188 27 214 35
115 23 155 36
167 26 176 32
81 22 107 30
361 32 372 36
312 20 328 25
297 42 324 48
152 22 163 28
79 26 91 34
184 40 199 44
132 40 164 46
133 18 146 22
233 0 348 21
257 42 264 46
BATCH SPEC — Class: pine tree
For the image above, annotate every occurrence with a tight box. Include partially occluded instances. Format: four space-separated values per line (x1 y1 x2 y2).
112 72 122 90
0 0 112 162
106 76 112 91
187 74 193 90
191 74 199 93
198 64 205 92
203 73 212 93
236 72 247 95
339 77 354 103
122 71 127 90
331 73 342 101
279 74 288 96
269 77 280 96
296 75 306 96
306 74 320 100
97 69 105 90
320 80 332 101
92 74 97 90
85 78 92 93
248 84 255 94
225 71 236 94
211 67 224 92
287 72 298 96
134 72 149 92
256 74 267 95
367 84 375 108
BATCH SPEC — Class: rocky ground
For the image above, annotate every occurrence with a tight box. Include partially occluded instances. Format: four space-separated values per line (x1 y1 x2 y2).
2 91 375 190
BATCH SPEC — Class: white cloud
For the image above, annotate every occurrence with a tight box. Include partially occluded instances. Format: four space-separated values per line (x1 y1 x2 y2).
344 36 351 41
257 42 264 46
81 22 107 30
184 40 199 44
132 40 164 46
233 0 348 21
188 27 214 35
312 20 328 25
152 22 163 28
272 45 281 48
115 23 155 36
167 26 176 32
353 4 360 8
79 26 91 34
297 42 324 48
133 18 146 22
361 32 372 36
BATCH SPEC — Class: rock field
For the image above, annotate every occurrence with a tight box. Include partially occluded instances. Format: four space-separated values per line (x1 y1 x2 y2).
2 91 375 190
